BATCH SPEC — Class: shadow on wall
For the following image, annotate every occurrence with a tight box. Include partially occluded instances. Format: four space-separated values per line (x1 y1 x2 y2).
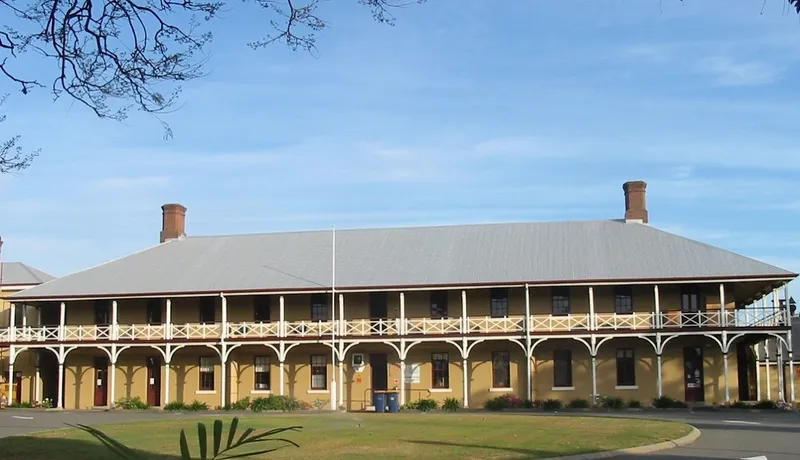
0 436 180 460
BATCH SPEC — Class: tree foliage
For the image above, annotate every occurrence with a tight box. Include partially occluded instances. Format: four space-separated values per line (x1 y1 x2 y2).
0 94 39 173
0 0 427 124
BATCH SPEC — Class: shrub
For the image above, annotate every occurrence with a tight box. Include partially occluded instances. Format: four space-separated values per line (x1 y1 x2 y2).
163 401 188 411
414 398 438 412
542 399 563 411
567 398 590 409
532 399 544 409
728 400 750 409
627 399 642 409
115 396 150 410
652 396 675 409
753 400 778 409
522 399 535 409
187 400 210 411
250 395 302 412
39 398 54 409
484 394 523 411
312 398 327 410
442 398 460 411
224 397 250 410
8 401 34 408
601 396 625 410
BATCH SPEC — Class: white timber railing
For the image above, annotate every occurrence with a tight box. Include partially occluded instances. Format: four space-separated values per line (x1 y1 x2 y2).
63 325 112 341
117 324 168 340
170 323 221 340
405 318 462 335
594 313 655 330
344 319 401 336
530 314 591 332
467 316 526 334
227 322 281 339
284 320 336 337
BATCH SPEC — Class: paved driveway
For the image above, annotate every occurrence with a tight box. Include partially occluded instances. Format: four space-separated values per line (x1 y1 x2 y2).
1 408 798 459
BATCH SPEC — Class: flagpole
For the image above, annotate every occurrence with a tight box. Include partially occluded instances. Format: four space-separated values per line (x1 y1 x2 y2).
330 225 337 411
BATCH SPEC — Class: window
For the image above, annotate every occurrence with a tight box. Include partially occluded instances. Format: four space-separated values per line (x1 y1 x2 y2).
552 287 570 316
199 357 215 391
430 291 448 319
200 298 216 324
311 355 327 390
616 348 636 386
310 294 328 322
94 300 110 325
369 292 388 319
681 288 704 313
146 299 163 324
431 353 449 388
490 288 509 318
254 296 271 323
553 349 572 387
614 287 633 314
492 351 511 388
254 356 270 390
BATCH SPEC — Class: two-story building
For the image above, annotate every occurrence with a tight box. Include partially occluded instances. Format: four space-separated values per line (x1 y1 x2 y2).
2 181 796 411
1 261 55 405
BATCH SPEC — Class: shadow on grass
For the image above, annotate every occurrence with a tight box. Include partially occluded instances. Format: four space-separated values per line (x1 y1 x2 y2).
0 436 179 460
404 439 591 459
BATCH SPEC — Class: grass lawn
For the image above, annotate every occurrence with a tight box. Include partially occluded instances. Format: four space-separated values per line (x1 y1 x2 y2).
0 412 692 460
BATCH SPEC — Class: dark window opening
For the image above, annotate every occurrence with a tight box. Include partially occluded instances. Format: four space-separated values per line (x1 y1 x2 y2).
430 291 449 319
616 348 636 386
254 296 271 323
552 287 570 316
200 298 216 324
614 287 634 314
492 351 511 388
431 353 449 388
310 294 328 322
490 288 509 318
554 349 573 387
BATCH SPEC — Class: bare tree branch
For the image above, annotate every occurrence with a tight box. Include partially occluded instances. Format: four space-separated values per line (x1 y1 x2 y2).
0 94 40 174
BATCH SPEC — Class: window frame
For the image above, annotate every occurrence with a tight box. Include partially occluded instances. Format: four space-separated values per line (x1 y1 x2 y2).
431 352 450 389
490 288 509 318
553 349 573 388
254 355 270 391
680 287 705 313
310 354 327 390
199 356 215 391
430 291 449 319
310 294 328 322
491 351 511 388
616 348 636 387
614 286 634 315
551 287 571 316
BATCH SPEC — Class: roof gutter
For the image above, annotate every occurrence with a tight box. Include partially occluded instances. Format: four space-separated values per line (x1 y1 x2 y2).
7 273 797 302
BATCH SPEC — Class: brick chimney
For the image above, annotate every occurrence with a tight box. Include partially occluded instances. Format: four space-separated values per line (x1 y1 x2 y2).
622 181 648 224
160 203 187 243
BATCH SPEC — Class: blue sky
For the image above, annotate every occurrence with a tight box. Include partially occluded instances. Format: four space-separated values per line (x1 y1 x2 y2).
1 1 799 296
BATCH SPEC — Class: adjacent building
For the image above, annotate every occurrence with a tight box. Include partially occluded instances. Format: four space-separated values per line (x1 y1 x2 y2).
1 181 797 410
0 261 56 404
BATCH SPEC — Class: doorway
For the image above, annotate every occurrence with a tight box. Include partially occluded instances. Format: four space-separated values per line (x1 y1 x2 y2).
146 357 162 407
38 350 60 407
370 353 388 404
94 357 109 407
369 293 388 335
683 347 705 403
13 372 22 405
736 342 757 401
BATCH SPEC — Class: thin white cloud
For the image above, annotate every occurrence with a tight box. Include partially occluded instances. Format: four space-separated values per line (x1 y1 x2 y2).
92 175 171 189
697 56 783 86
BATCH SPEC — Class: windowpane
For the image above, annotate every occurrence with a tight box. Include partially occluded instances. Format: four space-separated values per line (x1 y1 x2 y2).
553 349 572 387
199 357 215 391
311 355 327 390
431 353 449 388
430 291 449 319
254 356 270 390
616 348 636 386
311 294 328 322
614 287 633 314
492 351 510 388
552 288 570 316
490 288 509 318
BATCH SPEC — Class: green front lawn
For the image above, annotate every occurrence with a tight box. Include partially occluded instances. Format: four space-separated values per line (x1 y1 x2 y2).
0 413 692 460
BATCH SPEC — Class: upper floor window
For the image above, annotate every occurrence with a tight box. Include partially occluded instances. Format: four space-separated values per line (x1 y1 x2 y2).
146 299 163 325
614 287 633 314
490 288 509 318
551 287 570 316
94 300 110 325
254 296 271 323
310 294 328 322
681 287 705 313
369 292 389 319
200 298 216 324
430 291 448 319
431 353 449 389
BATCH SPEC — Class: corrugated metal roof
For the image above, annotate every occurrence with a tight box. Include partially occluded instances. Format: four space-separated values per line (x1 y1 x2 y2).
8 219 797 300
1 262 55 287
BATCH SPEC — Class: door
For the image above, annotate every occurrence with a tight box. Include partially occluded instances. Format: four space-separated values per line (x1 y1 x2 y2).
94 357 109 407
736 343 757 401
13 372 22 405
146 357 161 407
369 293 388 335
683 347 704 403
370 353 388 404
146 299 163 324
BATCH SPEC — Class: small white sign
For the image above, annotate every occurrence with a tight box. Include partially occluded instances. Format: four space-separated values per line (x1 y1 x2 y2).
96 379 102 386
149 378 155 385
404 363 420 384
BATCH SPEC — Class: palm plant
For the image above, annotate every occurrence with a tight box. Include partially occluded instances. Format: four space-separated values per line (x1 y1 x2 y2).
69 416 301 459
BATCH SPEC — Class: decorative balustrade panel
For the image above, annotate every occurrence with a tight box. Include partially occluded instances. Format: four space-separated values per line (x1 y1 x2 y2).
116 324 167 340
530 314 591 332
467 316 525 334
344 319 400 336
594 313 655 330
284 321 337 337
227 322 280 339
63 325 112 341
170 323 221 340
405 318 462 335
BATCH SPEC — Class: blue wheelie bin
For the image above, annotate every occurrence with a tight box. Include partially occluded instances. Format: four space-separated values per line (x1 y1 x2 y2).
373 391 386 413
386 391 399 413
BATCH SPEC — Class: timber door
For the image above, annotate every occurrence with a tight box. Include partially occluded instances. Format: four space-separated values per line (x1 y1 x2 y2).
146 357 161 407
93 357 109 407
13 372 22 405
369 293 389 335
683 347 705 403
370 353 388 404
